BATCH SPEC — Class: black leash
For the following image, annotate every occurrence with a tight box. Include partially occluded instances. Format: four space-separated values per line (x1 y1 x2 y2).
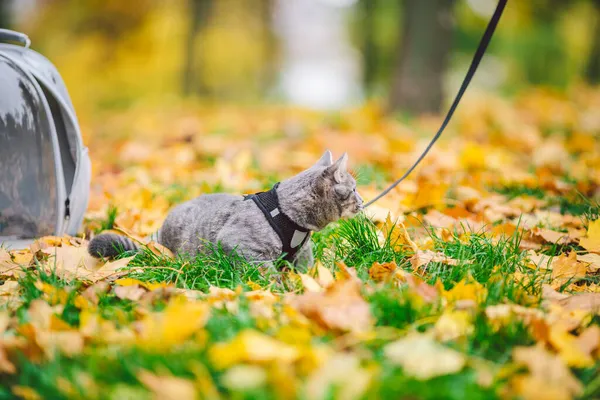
365 0 508 208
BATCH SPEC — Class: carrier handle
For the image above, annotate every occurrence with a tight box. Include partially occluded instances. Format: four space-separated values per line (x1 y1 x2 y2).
0 29 31 48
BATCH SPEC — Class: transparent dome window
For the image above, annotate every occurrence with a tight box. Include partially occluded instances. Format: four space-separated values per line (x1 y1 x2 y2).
0 56 58 239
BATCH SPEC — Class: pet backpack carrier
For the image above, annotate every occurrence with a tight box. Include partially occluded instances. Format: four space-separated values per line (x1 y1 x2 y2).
0 29 90 248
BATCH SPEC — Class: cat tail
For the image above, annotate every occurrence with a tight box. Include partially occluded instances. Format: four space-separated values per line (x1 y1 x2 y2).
88 233 140 258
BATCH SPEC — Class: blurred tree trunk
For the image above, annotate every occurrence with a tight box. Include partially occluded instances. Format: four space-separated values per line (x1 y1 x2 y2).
586 0 600 84
389 0 455 115
259 0 276 95
362 0 378 94
0 0 10 28
182 0 212 96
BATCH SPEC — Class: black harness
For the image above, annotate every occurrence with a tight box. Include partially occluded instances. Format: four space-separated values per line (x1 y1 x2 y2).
244 183 311 263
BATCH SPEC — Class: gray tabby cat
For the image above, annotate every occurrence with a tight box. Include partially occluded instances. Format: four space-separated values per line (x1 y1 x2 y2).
89 151 363 269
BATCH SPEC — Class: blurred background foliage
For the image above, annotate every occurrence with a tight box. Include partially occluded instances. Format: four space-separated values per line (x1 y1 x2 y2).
1 0 599 118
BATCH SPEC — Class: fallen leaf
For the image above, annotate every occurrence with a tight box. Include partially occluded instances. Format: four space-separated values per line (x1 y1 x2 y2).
209 330 299 369
146 241 174 258
409 250 465 270
511 344 583 400
0 312 17 374
40 246 99 280
137 298 210 350
557 293 600 313
576 253 600 272
313 262 335 288
299 274 323 293
289 279 373 334
575 325 600 355
548 325 594 367
529 227 577 245
368 261 397 282
550 252 587 289
384 334 466 380
381 214 418 253
579 219 600 253
440 276 487 305
527 251 553 270
114 285 146 301
138 370 197 400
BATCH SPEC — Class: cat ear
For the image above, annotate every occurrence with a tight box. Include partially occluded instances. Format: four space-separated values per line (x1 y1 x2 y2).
326 153 348 183
315 150 333 167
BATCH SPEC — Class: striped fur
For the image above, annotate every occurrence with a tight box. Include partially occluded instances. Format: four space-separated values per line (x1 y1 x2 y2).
88 233 139 258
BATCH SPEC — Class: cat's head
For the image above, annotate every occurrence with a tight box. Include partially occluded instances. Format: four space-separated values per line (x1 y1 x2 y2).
313 150 364 220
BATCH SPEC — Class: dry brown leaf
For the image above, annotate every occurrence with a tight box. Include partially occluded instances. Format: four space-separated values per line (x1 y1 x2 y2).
527 251 553 270
0 312 17 374
423 209 456 229
313 262 335 288
575 325 600 355
529 227 577 245
550 252 587 289
0 249 29 278
41 246 99 280
557 293 600 313
299 274 323 293
410 250 465 270
541 284 570 302
114 284 146 301
138 370 197 400
381 214 419 253
289 278 373 334
81 282 110 305
576 253 600 272
511 344 583 400
146 241 174 258
368 261 397 282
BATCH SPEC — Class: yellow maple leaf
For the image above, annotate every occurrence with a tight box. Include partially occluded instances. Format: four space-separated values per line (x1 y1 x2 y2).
137 298 210 350
209 330 299 370
550 252 587 289
381 214 418 253
441 276 487 305
548 325 594 368
580 219 600 253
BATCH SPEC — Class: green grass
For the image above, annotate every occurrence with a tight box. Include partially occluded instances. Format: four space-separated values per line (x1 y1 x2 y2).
491 184 600 218
373 367 497 400
2 208 595 399
428 229 540 305
125 243 278 292
99 205 119 232
368 284 437 330
313 214 408 279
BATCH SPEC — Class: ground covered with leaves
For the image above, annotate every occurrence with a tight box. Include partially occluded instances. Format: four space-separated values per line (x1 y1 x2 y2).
2 89 600 399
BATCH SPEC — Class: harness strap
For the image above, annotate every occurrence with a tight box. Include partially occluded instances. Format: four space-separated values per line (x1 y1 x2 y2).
244 183 311 263
365 0 508 207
